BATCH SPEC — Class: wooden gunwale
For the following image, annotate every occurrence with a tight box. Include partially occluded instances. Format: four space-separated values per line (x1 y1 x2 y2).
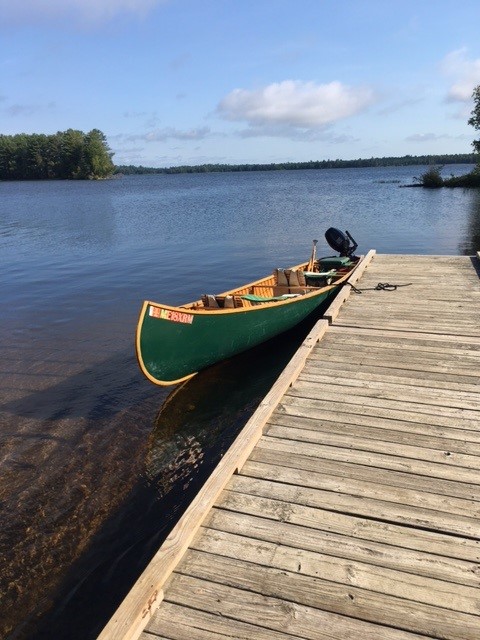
145 258 359 316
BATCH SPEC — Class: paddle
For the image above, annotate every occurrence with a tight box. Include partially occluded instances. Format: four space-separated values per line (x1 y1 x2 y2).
307 239 318 272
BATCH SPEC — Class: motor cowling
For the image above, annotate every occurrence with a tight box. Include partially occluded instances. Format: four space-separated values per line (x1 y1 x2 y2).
325 227 358 257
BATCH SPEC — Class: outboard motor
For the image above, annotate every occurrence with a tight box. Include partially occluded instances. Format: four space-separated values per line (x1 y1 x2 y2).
325 227 358 258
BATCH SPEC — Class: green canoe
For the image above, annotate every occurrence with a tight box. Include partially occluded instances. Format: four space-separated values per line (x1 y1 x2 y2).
136 254 362 386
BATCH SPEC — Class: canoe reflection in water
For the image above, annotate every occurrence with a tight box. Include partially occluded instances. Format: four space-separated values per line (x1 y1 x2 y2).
143 306 324 498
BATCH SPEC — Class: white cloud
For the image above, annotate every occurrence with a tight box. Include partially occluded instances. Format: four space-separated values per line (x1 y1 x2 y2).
0 0 164 26
442 48 480 102
217 80 377 131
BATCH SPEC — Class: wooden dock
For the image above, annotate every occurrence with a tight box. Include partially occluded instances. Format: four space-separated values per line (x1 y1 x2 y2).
100 253 480 640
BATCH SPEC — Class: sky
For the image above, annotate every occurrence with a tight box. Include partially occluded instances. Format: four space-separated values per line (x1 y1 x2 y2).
1 0 480 167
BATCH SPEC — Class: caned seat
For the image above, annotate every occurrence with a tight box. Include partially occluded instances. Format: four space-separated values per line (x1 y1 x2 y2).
288 269 306 287
201 294 219 308
275 268 289 287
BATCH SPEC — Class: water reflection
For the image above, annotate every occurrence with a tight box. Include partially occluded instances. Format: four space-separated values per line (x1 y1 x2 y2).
145 328 300 494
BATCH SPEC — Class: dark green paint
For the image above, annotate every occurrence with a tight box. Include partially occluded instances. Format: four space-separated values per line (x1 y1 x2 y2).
138 289 334 385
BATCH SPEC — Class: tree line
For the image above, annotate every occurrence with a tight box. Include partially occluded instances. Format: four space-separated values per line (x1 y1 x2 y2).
0 129 115 180
115 153 478 176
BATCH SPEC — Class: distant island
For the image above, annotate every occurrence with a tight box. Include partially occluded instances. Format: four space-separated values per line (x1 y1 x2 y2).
0 129 114 180
115 153 477 176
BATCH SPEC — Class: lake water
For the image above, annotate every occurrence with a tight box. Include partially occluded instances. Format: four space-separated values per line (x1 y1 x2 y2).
1 165 479 639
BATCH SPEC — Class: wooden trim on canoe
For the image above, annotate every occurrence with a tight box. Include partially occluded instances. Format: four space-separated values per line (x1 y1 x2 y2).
148 262 354 316
99 250 375 640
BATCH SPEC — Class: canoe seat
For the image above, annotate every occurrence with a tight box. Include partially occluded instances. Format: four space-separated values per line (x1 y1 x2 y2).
288 268 307 287
275 267 308 290
275 268 290 287
202 294 219 308
202 294 235 308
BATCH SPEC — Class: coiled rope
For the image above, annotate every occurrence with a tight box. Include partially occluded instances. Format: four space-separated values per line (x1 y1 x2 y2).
347 282 412 294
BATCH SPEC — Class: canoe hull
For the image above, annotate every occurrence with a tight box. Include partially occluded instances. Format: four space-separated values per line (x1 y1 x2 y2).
136 286 335 386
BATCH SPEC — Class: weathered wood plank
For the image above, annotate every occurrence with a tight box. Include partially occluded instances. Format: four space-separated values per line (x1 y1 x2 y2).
335 315 480 330
265 424 480 470
217 490 480 562
249 445 480 502
295 374 480 411
241 458 480 518
327 324 480 345
283 389 480 427
204 508 480 587
173 553 480 640
191 528 480 614
254 435 480 485
268 412 480 456
316 335 480 359
335 321 480 338
300 356 480 388
159 573 428 640
231 468 480 538
307 350 480 378
302 360 480 394
228 473 480 538
142 600 302 640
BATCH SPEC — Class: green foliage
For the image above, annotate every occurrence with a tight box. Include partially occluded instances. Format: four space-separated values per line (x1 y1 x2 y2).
414 165 444 188
114 153 478 176
444 166 480 188
0 129 114 180
468 85 480 158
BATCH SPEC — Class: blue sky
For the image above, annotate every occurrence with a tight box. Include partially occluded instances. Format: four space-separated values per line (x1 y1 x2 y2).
1 0 480 167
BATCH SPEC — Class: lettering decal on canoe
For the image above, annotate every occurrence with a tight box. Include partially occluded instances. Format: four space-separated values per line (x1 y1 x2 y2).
149 306 194 324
